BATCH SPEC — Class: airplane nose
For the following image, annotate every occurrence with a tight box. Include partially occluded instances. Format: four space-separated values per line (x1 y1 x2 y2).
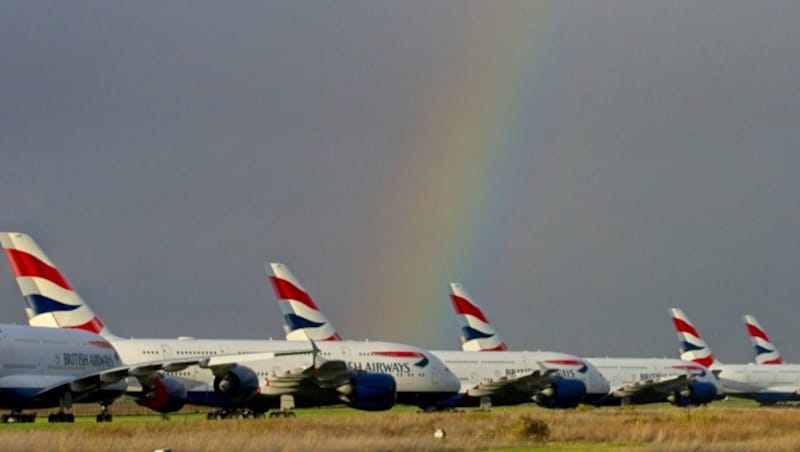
594 371 611 393
581 363 610 394
443 368 460 391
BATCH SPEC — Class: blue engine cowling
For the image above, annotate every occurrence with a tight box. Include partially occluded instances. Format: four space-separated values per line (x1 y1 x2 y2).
137 376 188 413
338 373 396 411
535 379 587 409
670 381 717 407
213 365 260 403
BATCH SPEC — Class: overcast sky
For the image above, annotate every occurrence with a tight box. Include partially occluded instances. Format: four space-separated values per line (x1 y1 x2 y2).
2 1 799 363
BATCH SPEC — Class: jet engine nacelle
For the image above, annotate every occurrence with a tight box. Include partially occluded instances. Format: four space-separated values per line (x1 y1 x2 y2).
137 376 188 413
213 366 259 403
337 373 396 411
533 379 587 409
668 381 717 407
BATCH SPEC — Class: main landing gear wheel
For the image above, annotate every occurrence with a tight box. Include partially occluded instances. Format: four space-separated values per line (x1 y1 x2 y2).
268 410 296 418
49 392 75 423
48 412 75 423
2 412 36 423
207 409 264 420
96 403 113 422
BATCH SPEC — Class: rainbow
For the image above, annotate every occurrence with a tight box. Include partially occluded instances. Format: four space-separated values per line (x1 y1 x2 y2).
354 4 561 347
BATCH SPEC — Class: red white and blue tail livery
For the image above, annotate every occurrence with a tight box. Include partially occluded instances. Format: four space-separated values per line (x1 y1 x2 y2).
744 315 784 365
668 309 800 405
0 232 113 337
449 283 507 352
669 308 715 368
267 263 341 341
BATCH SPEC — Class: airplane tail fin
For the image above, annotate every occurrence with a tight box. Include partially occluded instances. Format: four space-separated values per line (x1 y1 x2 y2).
669 308 715 368
266 262 341 341
744 315 783 365
449 283 507 351
0 232 114 337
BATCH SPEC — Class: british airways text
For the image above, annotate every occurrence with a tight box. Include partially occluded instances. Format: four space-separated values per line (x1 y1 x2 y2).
348 361 412 375
62 352 117 368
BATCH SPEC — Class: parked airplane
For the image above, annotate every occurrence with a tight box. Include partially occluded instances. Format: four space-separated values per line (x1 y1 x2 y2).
0 232 461 418
671 308 800 405
743 315 784 365
0 322 264 423
448 283 721 406
0 324 125 423
267 263 611 409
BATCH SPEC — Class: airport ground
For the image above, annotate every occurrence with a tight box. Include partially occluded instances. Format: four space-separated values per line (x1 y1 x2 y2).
1 399 798 451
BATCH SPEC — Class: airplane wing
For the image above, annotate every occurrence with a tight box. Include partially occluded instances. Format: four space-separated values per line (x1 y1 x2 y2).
10 349 318 402
0 352 315 413
104 347 316 387
21 356 224 397
199 348 313 372
258 354 399 412
104 342 354 398
260 353 358 395
609 374 691 403
0 348 287 407
88 344 370 408
465 369 555 398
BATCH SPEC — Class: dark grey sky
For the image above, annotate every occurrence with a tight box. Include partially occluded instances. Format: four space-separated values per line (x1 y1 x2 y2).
2 1 799 363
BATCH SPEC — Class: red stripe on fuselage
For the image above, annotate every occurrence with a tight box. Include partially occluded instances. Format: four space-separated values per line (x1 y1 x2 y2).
762 357 784 365
4 249 72 290
546 359 583 366
269 276 319 310
479 343 508 351
88 340 114 349
449 294 488 323
691 355 715 368
372 351 423 359
671 364 703 372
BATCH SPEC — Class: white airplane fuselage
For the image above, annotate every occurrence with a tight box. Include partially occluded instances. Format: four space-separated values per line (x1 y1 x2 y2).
0 324 125 410
109 337 460 408
431 349 611 406
710 363 800 404
586 357 722 404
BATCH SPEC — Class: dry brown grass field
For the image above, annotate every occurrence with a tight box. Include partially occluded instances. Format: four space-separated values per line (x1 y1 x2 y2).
2 402 800 451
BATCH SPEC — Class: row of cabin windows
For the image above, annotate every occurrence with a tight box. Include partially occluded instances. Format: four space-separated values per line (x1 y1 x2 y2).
168 370 304 378
141 350 221 356
446 360 516 365
141 349 271 356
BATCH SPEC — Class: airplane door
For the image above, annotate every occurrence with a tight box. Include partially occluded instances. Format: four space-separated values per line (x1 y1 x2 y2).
340 346 354 370
160 344 173 360
0 331 16 370
521 355 531 376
